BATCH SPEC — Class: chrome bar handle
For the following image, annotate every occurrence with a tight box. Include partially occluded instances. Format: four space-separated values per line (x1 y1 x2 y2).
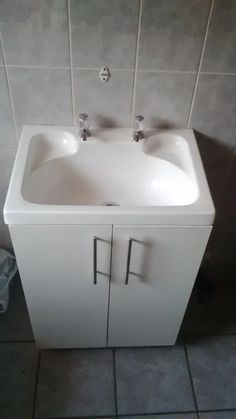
93 236 98 284
125 238 133 284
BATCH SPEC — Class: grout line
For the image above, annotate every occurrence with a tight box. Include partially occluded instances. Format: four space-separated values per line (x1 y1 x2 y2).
138 68 197 74
37 411 236 419
0 145 17 150
41 416 118 419
32 350 41 419
117 412 198 417
183 339 200 417
187 0 215 128
200 71 236 76
2 333 236 345
0 30 19 142
112 349 119 418
74 67 135 72
67 0 76 126
198 408 236 413
130 0 143 126
4 64 236 76
5 64 70 69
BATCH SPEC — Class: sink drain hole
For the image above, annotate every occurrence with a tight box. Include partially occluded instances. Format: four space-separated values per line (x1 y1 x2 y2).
103 201 120 207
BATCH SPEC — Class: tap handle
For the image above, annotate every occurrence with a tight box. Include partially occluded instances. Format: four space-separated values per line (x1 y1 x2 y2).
134 115 144 132
79 113 89 130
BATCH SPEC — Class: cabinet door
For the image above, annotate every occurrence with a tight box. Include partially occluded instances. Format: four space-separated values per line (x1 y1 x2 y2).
108 225 211 346
10 225 112 348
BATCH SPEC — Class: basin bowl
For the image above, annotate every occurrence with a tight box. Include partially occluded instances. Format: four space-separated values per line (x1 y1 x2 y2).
4 126 215 226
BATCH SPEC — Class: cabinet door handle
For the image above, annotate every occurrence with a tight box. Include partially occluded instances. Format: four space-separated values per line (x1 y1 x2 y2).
93 236 98 284
125 237 133 284
93 236 111 284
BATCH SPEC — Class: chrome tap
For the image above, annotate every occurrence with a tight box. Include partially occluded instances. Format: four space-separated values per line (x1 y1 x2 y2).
79 113 90 141
133 115 144 142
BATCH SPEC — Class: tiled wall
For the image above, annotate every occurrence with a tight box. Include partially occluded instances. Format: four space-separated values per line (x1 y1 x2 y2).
0 0 235 277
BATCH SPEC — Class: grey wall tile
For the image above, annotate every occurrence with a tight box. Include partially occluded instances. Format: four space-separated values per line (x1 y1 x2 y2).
0 149 15 222
195 132 233 205
187 335 236 410
35 349 115 418
116 347 195 414
71 0 139 69
202 0 236 73
0 68 17 147
139 0 211 71
9 68 73 126
0 342 38 419
74 69 134 127
135 71 195 128
0 149 16 249
0 148 16 181
0 0 69 66
190 74 236 149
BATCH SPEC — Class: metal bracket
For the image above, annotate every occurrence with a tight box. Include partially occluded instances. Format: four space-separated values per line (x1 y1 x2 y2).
99 67 110 83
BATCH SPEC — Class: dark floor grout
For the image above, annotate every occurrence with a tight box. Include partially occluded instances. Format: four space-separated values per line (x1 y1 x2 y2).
183 338 200 419
39 416 117 419
118 416 197 418
198 407 236 413
112 348 119 419
1 332 236 346
36 409 236 419
32 350 41 419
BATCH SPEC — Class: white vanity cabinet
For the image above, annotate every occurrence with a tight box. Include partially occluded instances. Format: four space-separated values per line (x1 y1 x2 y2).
9 223 211 349
10 225 112 348
109 225 211 346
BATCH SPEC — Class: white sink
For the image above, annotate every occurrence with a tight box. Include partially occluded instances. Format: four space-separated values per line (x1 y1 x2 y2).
4 126 215 225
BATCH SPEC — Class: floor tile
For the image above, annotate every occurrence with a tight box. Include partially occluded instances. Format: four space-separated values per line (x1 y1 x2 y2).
121 414 197 419
35 349 115 418
186 335 236 410
0 273 33 341
0 342 38 419
115 346 195 415
199 412 236 419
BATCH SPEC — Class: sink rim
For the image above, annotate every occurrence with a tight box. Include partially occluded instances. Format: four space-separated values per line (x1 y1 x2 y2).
4 125 215 226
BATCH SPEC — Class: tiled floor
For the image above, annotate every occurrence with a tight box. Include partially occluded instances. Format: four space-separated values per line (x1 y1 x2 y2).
0 273 236 419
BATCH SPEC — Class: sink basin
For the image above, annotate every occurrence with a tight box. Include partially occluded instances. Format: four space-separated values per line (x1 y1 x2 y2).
4 126 215 225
